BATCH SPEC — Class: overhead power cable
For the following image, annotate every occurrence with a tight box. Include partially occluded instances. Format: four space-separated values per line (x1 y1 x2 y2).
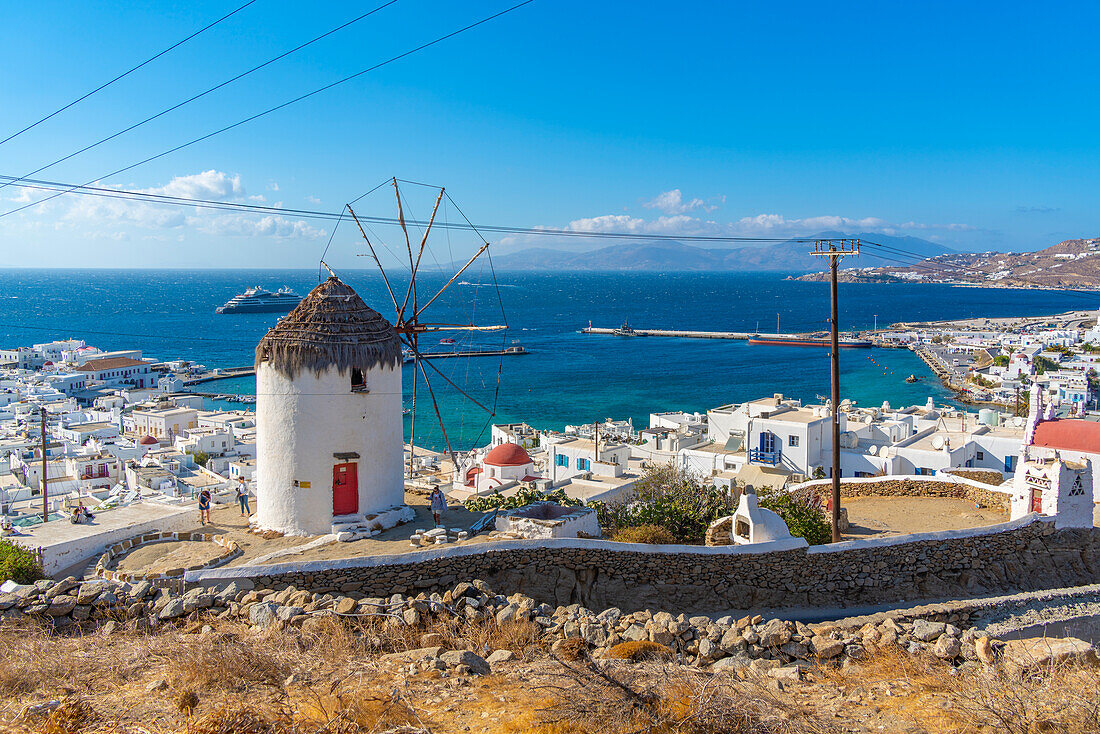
0 0 401 194
0 0 537 222
0 172 799 242
0 0 260 148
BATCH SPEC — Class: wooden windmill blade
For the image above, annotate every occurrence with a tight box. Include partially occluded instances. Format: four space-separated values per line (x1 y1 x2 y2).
345 178 507 483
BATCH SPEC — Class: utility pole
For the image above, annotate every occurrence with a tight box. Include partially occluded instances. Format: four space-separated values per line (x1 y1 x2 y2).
811 239 860 543
593 419 599 465
874 314 878 332
777 313 780 334
39 408 49 522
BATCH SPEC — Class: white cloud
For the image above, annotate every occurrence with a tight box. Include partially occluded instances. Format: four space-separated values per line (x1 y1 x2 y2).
643 189 706 215
500 209 976 248
306 195 322 205
139 170 244 201
10 170 325 241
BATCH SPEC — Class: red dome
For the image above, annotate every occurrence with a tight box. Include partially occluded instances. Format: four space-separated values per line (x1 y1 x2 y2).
483 442 532 467
139 435 159 445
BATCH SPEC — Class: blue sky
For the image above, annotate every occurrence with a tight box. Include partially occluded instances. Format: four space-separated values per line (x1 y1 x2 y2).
2 0 1098 268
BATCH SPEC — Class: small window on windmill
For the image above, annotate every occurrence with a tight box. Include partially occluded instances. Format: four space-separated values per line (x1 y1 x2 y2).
350 368 367 393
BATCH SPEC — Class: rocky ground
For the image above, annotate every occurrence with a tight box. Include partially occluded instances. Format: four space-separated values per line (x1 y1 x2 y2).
2 576 1100 730
3 575 1100 733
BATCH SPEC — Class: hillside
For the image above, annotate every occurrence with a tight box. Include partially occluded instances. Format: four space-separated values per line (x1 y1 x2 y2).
795 237 1100 289
491 232 953 273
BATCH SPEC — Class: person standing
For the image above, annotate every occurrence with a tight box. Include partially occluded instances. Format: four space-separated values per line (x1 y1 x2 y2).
198 488 212 525
236 478 251 517
429 485 447 527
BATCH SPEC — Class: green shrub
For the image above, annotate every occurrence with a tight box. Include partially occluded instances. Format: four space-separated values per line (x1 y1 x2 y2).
757 489 832 546
594 463 735 542
463 485 582 513
191 451 210 467
0 540 45 584
610 525 677 544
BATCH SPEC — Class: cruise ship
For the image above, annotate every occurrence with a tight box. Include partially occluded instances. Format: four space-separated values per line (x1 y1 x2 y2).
215 286 303 314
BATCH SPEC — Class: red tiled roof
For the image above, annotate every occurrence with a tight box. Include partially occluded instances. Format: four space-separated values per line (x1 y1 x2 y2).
1031 419 1100 454
483 442 532 467
77 357 146 372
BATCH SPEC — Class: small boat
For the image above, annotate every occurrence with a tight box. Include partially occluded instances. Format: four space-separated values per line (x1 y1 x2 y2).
747 335 872 348
439 338 457 345
906 374 919 383
612 320 641 336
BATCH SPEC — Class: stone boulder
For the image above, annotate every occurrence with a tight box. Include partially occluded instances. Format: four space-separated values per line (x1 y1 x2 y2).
249 602 279 629
439 650 490 675
1003 637 1100 675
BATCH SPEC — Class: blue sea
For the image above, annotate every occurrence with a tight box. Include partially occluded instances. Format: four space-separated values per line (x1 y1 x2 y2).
3 269 1097 451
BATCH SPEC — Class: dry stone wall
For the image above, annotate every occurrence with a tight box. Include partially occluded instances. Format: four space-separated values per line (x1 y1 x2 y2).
198 517 1100 614
789 477 1011 512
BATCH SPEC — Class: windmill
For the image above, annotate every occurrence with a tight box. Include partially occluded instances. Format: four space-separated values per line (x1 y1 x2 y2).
343 178 507 480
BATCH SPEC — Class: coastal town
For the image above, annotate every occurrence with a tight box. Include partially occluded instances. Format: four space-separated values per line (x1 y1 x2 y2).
4 3 1100 732
2 275 1099 734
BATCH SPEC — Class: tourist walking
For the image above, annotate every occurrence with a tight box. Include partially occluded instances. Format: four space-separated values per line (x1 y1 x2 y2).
429 485 447 527
236 479 251 517
198 488 212 525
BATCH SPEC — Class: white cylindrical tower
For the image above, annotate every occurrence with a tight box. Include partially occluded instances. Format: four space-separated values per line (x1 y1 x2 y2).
254 276 405 536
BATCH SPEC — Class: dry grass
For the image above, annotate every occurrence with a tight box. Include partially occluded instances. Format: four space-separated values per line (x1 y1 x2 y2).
6 612 1100 734
526 656 841 734
607 641 674 662
825 642 1100 734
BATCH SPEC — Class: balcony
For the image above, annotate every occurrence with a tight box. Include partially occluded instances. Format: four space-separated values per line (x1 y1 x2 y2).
748 448 782 466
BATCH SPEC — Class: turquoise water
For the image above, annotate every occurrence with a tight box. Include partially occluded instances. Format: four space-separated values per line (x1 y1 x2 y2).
2 269 1096 451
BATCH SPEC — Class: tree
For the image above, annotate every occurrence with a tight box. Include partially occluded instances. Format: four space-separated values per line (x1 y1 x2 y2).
0 541 44 584
1033 356 1059 375
993 355 1010 367
756 489 832 546
191 451 210 467
594 463 735 542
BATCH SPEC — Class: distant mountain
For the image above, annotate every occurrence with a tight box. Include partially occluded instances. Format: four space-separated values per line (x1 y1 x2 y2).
795 236 1100 290
491 232 955 273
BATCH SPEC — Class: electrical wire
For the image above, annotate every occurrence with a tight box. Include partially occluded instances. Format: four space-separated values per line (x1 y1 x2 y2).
0 173 803 241
861 240 1100 304
0 0 401 195
0 0 260 148
0 0 538 222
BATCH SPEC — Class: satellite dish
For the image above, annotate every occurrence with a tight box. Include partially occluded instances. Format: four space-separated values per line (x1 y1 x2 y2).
863 414 873 424
868 445 879 456
931 435 945 450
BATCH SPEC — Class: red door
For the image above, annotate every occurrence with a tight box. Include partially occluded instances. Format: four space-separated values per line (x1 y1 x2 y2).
333 462 358 515
1030 488 1043 514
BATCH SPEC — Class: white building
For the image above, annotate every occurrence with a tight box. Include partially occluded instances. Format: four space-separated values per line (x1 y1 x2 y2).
545 435 631 484
460 442 539 494
132 406 197 440
1010 456 1093 528
253 275 410 537
76 356 156 389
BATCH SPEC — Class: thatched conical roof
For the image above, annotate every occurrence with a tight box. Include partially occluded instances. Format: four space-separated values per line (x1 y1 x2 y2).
255 276 401 378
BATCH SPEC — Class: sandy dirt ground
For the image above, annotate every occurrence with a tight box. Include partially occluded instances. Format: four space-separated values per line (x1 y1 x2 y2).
184 491 495 569
841 496 1008 539
112 541 228 575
